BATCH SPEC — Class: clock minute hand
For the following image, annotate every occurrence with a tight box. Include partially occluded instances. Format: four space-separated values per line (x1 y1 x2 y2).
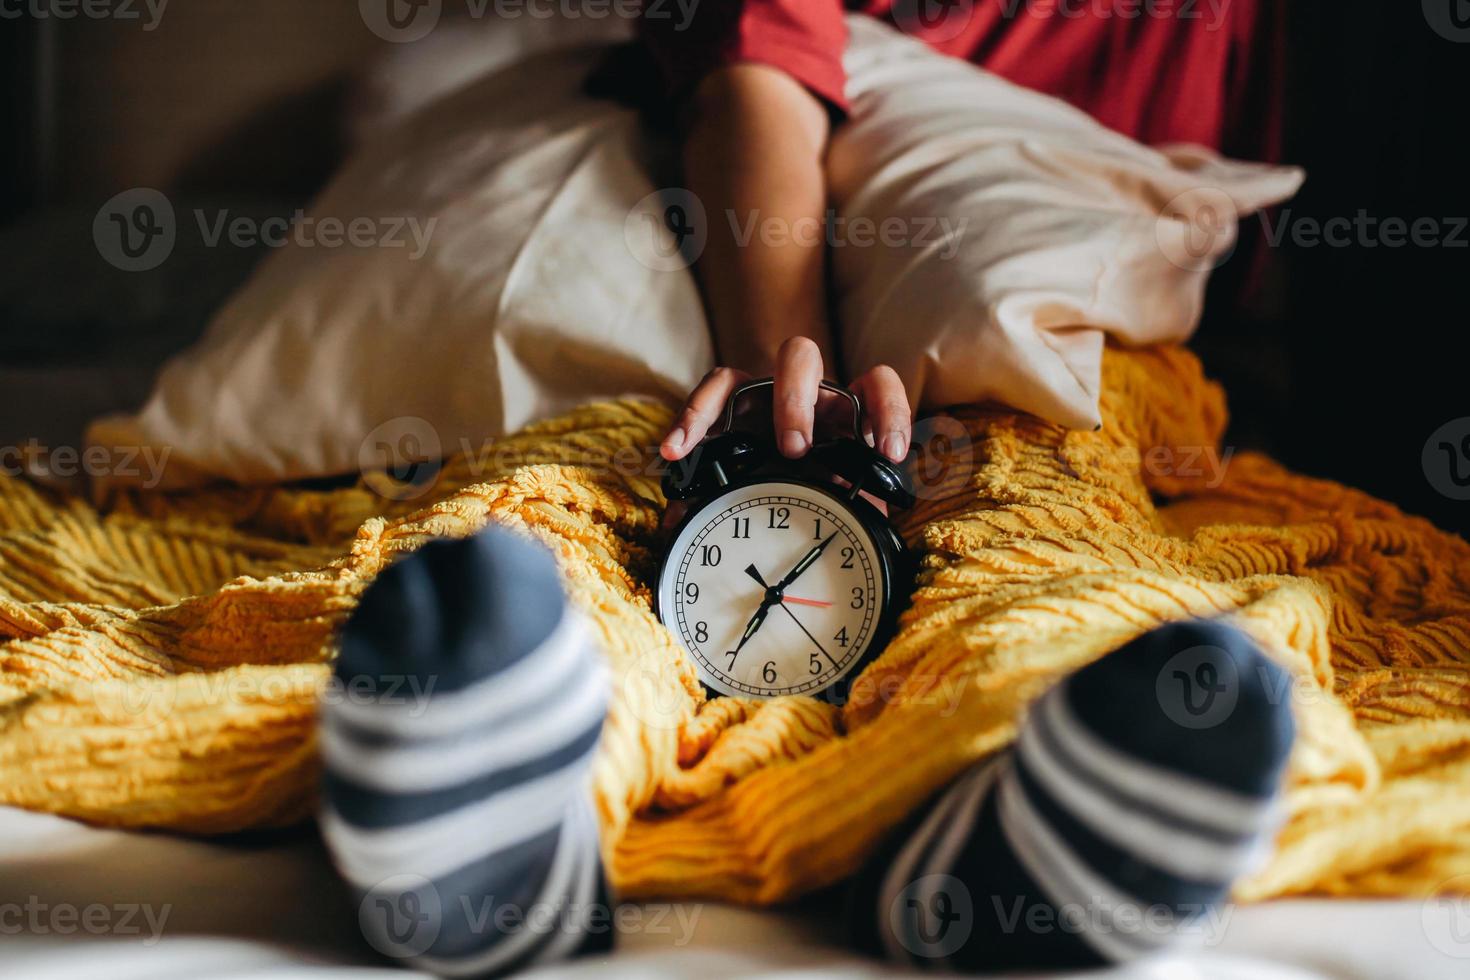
773 532 839 593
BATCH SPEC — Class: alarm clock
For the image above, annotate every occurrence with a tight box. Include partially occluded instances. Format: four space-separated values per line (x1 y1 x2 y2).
655 379 915 704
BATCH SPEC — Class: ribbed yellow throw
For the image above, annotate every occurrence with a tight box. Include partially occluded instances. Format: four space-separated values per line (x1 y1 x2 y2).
2 347 1468 903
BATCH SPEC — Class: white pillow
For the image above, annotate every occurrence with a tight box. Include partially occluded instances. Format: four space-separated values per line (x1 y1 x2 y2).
89 44 712 490
830 18 1305 429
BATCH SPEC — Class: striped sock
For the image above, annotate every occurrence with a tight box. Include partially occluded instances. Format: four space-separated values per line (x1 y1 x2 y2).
854 619 1296 973
319 527 612 976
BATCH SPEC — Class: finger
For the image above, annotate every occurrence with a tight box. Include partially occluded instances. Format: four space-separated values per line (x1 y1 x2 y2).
662 368 748 460
853 365 912 463
772 337 823 458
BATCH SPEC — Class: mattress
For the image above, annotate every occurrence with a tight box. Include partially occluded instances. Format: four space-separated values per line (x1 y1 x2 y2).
2 806 1461 980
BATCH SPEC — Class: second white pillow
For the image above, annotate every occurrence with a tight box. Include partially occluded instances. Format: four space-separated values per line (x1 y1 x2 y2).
830 18 1304 429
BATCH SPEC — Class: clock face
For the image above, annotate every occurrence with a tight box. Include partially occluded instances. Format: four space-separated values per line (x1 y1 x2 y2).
657 480 885 698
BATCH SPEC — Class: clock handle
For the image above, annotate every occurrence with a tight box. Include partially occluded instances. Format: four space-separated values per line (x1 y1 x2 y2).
721 377 864 441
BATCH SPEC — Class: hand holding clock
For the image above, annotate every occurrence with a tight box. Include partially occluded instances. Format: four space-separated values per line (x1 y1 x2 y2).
659 339 912 465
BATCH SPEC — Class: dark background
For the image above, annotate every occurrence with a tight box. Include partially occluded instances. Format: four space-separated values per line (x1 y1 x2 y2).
1170 0 1467 539
2 1 1467 536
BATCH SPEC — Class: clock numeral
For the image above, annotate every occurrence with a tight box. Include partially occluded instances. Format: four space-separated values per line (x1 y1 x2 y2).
693 621 709 643
851 587 865 609
762 661 778 684
834 626 849 648
730 517 751 539
725 651 738 669
767 507 790 530
812 518 822 540
683 582 699 604
700 544 722 567
840 547 855 569
809 652 822 675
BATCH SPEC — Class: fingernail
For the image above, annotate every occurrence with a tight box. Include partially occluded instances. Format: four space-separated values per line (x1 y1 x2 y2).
665 428 685 452
882 433 906 462
780 429 809 458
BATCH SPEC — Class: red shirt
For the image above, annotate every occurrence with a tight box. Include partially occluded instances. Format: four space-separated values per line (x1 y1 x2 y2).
640 0 1280 158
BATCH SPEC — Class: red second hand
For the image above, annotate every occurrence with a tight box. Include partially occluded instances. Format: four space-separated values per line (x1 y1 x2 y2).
782 595 832 609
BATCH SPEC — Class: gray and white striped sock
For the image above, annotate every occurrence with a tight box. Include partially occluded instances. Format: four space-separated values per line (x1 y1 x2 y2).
857 619 1296 973
320 528 612 976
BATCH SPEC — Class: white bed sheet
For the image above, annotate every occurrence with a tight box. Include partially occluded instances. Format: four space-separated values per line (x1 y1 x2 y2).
1 806 1464 980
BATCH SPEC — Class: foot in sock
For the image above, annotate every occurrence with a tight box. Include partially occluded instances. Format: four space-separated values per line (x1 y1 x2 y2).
319 527 612 976
853 619 1296 973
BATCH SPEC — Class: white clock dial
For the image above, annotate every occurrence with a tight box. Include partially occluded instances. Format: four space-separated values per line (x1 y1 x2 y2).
657 481 884 698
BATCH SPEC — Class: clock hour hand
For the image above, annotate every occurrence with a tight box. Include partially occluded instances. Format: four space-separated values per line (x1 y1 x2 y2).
731 564 775 657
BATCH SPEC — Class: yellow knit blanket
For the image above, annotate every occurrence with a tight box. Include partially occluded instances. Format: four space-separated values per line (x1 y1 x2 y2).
3 347 1468 903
